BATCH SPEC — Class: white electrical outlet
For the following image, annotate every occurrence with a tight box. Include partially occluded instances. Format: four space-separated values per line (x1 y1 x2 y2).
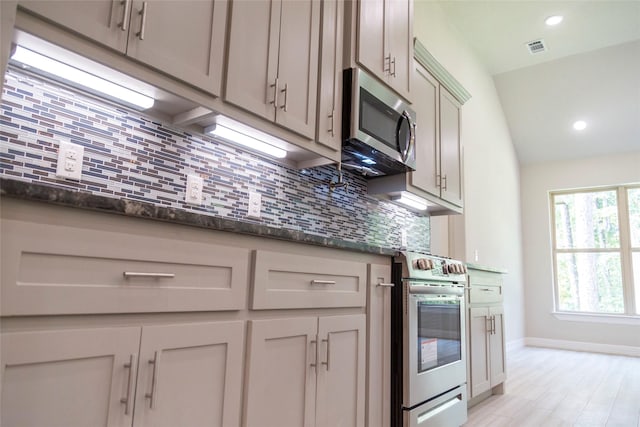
186 174 204 205
248 192 261 219
56 141 84 180
401 230 408 248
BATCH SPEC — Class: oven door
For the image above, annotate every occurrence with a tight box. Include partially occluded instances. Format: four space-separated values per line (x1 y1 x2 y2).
404 286 466 408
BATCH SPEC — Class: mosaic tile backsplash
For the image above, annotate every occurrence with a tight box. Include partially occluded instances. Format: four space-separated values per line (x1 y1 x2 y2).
0 69 429 251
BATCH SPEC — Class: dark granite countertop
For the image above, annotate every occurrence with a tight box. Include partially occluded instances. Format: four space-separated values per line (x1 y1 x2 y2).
0 179 397 256
466 262 508 274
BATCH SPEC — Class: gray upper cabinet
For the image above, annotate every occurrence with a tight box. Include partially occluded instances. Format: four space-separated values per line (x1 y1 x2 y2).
316 0 344 152
225 0 320 139
18 0 227 95
439 86 463 208
409 62 439 197
356 0 412 101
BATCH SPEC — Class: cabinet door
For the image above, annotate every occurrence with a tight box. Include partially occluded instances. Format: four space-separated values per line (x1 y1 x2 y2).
125 0 227 95
386 0 412 99
244 318 318 427
316 0 343 151
439 86 463 207
1 327 141 427
275 0 320 138
468 307 490 398
226 0 280 121
409 62 439 197
489 306 507 387
18 0 128 52
133 321 244 427
316 314 366 427
366 264 392 427
356 0 385 80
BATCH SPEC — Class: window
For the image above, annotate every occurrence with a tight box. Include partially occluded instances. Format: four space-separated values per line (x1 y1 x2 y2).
550 185 640 316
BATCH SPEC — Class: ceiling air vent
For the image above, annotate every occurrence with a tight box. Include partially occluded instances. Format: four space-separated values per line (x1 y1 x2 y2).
526 39 547 54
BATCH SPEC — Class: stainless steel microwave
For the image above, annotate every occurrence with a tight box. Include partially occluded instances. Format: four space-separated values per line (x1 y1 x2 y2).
341 68 416 177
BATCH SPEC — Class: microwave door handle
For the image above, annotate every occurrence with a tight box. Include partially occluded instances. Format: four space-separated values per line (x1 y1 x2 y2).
400 110 416 162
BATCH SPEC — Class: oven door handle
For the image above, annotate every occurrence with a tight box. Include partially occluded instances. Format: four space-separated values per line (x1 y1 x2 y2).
408 284 464 296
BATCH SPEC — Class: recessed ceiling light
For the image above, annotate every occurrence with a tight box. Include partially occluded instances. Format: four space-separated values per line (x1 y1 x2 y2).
573 120 587 131
545 15 563 26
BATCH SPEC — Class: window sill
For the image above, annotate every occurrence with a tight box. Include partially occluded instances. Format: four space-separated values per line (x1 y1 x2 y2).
552 312 640 325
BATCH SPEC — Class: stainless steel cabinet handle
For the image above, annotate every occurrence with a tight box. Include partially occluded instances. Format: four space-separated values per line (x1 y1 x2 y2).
310 339 317 370
119 0 131 31
123 272 175 278
321 337 330 371
269 78 279 109
492 315 497 335
120 354 136 415
136 2 148 40
480 288 492 292
377 282 395 287
486 316 492 334
384 54 392 74
145 351 161 409
310 280 336 285
436 174 442 189
442 175 448 191
280 83 288 112
328 110 335 136
391 56 397 77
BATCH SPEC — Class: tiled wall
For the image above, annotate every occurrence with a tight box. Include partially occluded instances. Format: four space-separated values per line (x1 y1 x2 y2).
0 69 430 251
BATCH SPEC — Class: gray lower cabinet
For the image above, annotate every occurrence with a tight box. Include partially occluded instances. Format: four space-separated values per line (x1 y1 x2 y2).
244 315 366 427
466 268 507 405
0 321 244 427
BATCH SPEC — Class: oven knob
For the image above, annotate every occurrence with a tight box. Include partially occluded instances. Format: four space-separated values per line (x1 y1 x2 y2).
416 258 428 270
462 264 467 273
455 264 462 273
451 264 458 274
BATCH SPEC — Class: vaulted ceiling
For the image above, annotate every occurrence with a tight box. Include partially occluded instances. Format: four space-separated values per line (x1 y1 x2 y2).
438 1 640 165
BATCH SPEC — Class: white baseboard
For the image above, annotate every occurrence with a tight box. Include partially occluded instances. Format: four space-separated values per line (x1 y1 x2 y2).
524 337 640 357
506 338 526 352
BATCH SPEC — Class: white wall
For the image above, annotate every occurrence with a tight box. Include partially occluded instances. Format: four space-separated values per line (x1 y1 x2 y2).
414 1 525 343
521 152 640 349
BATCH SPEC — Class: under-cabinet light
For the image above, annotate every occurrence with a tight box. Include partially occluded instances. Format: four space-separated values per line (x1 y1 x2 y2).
392 191 429 211
205 116 287 159
10 45 155 110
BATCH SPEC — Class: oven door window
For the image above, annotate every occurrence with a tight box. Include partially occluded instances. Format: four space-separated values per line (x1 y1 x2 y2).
416 298 462 373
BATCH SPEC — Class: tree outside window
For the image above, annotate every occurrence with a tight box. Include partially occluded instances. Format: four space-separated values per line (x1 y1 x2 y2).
551 185 639 315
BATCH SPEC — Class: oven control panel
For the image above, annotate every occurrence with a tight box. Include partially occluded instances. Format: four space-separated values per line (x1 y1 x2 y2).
399 251 467 283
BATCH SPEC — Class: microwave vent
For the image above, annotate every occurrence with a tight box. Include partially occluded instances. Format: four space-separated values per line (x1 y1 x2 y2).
526 39 547 54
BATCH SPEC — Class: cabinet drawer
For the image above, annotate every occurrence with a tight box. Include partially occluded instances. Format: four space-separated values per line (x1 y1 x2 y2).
1 219 250 315
468 285 503 305
251 250 367 309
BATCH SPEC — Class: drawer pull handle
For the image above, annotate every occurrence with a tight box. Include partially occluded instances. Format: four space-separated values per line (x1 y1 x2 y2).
377 282 395 287
145 351 161 409
480 288 492 292
120 353 136 415
123 272 175 278
311 280 336 285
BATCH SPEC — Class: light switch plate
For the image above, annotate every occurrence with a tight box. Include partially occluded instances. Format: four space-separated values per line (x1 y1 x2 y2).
56 141 84 180
186 174 204 205
248 192 261 219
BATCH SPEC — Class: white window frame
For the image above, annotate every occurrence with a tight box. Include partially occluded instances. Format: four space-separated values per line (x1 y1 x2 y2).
550 184 639 317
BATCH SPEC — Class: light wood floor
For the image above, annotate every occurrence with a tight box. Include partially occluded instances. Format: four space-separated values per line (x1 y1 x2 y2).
464 346 640 427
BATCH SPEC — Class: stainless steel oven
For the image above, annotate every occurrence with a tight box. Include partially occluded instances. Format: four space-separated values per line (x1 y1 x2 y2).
391 252 468 427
